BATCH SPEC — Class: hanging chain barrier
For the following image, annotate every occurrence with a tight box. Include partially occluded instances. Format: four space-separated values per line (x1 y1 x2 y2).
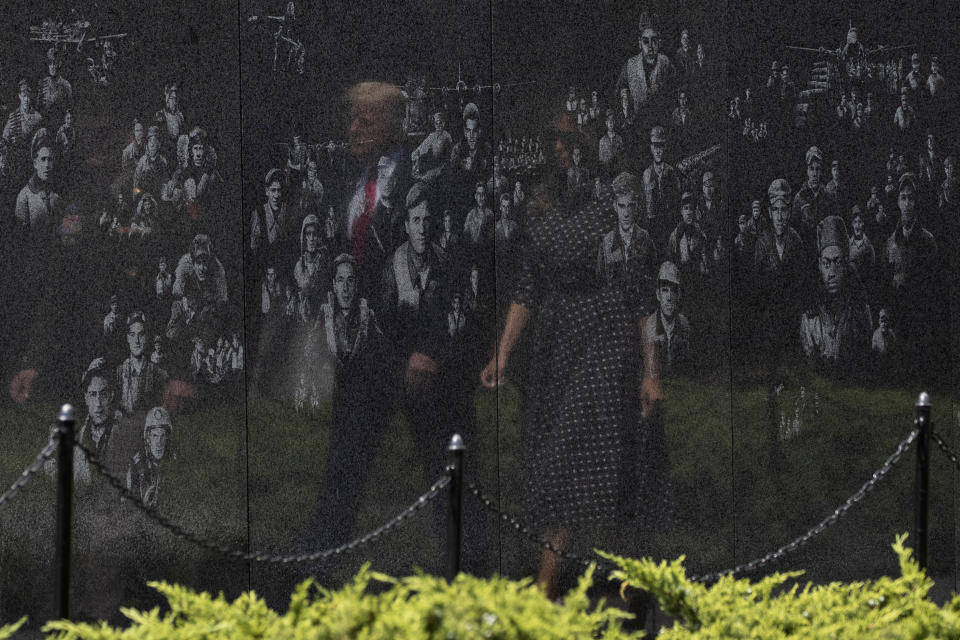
931 431 960 471
0 426 58 513
77 440 449 564
466 482 617 575
0 419 921 579
468 427 918 584
691 428 918 583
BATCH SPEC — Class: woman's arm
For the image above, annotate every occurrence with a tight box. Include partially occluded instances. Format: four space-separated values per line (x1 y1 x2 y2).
480 302 530 388
640 315 664 417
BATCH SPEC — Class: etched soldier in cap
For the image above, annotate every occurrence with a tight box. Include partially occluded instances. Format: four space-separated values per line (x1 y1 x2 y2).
566 145 590 203
801 215 873 368
494 192 520 247
695 171 722 244
905 52 924 95
463 180 493 250
155 82 186 144
597 171 658 317
293 213 332 322
883 173 938 294
133 124 169 200
38 47 72 119
881 172 942 374
643 261 692 376
250 167 290 266
412 111 453 184
178 126 222 224
824 158 852 215
320 253 383 364
918 131 942 188
3 80 43 157
381 182 449 330
754 179 809 362
792 146 836 237
893 86 917 133
941 155 957 210
756 178 805 274
117 311 169 415
617 11 676 116
69 358 132 485
103 295 122 338
642 125 681 249
668 191 708 276
871 307 897 357
597 109 624 179
121 119 147 174
927 56 945 99
847 206 875 276
15 129 62 234
674 29 694 77
126 407 173 509
172 234 229 320
451 102 491 181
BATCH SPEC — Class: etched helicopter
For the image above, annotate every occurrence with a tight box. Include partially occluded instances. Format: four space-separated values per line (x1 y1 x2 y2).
785 22 914 93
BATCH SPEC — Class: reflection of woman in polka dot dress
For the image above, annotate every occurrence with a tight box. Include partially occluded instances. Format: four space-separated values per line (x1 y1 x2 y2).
481 135 665 597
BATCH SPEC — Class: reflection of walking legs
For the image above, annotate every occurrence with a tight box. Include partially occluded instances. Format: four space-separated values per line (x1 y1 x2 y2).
404 371 494 577
309 389 390 552
535 528 567 600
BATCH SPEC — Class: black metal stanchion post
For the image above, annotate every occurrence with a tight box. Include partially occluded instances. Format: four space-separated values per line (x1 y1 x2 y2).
55 403 75 620
915 392 931 571
446 434 465 582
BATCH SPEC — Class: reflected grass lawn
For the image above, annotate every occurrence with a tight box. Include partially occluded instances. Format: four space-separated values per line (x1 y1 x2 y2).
0 375 955 620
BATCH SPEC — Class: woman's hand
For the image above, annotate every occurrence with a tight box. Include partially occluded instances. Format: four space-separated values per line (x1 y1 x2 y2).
641 375 664 418
480 355 507 389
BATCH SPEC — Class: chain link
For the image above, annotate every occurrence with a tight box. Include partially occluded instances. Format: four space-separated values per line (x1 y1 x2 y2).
692 427 918 583
77 440 449 564
10 423 918 577
0 427 59 512
931 431 960 471
466 483 616 575
470 428 918 584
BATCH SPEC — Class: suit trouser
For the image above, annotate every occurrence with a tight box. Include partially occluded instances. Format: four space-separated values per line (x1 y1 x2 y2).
311 366 494 576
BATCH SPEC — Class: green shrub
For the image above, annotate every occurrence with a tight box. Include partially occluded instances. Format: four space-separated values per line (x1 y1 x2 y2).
600 533 960 638
0 617 25 639
33 535 960 639
41 564 639 639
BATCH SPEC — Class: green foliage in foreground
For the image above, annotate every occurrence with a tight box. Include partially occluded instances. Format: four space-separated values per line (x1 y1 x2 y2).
33 535 960 639
601 533 960 639
41 564 638 640
0 617 26 639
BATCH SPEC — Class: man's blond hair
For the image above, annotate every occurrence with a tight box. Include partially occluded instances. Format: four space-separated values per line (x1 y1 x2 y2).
346 81 405 145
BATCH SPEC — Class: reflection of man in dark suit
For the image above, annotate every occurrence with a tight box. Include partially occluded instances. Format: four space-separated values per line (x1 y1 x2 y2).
311 253 390 551
380 182 491 574
341 81 410 305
